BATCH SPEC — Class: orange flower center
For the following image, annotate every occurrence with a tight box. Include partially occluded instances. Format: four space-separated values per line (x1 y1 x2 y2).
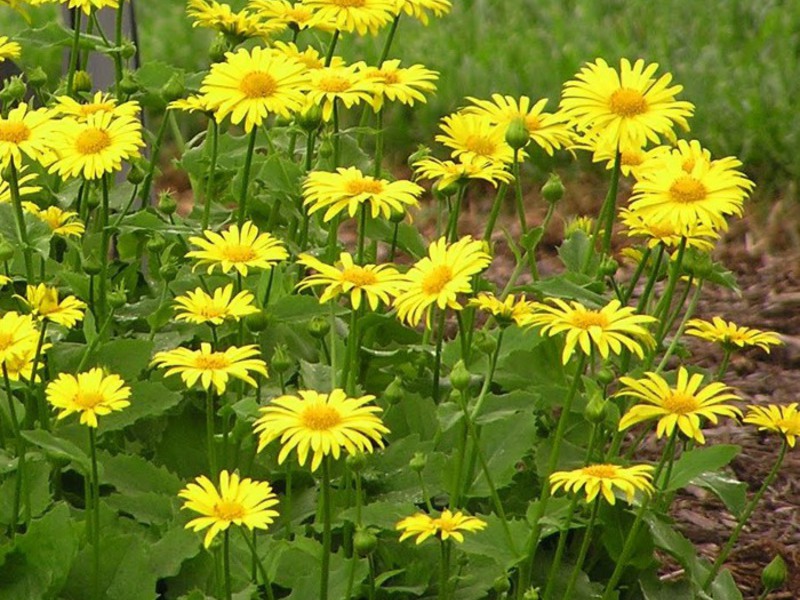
199 305 227 319
317 75 353 93
341 266 378 287
620 149 644 167
669 176 707 204
464 135 496 157
0 121 30 144
79 103 115 117
345 178 384 195
239 71 278 99
581 464 619 479
221 245 257 262
214 500 246 521
569 310 609 330
301 404 341 431
331 0 366 6
76 128 111 155
663 392 700 414
371 69 400 84
74 391 104 410
194 353 231 370
609 87 648 117
434 517 457 533
421 265 452 295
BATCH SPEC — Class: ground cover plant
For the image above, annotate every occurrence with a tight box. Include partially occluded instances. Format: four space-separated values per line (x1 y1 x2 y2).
0 2 795 600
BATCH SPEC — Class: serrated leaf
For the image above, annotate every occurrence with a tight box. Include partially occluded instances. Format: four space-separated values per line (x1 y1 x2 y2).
99 452 183 495
94 339 154 380
99 381 183 433
149 526 202 580
20 429 90 473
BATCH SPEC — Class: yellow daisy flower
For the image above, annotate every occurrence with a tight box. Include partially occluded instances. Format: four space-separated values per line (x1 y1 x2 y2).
393 0 451 25
179 470 280 548
187 0 283 39
54 0 119 15
303 166 423 222
559 57 694 149
617 367 742 444
396 509 486 544
3 343 49 383
743 404 800 448
26 205 86 238
201 46 309 132
297 251 404 310
20 283 86 328
463 94 574 156
173 284 259 326
186 221 288 276
53 92 141 122
168 95 212 114
0 168 40 204
619 207 720 253
270 41 341 70
254 388 389 472
0 103 54 167
521 298 656 365
394 236 492 327
684 317 782 353
549 463 655 505
468 292 534 327
306 64 377 122
0 311 40 366
250 0 333 31
413 155 513 189
579 134 670 178
302 0 395 35
0 36 21 62
152 342 268 395
628 151 754 231
358 59 438 111
45 368 131 428
48 113 144 181
436 112 516 165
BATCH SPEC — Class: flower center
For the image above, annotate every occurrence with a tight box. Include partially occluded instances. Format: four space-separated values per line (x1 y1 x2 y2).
74 391 104 409
581 464 619 479
239 71 278 99
199 305 227 319
221 245 257 262
76 128 111 155
620 149 644 167
332 0 366 6
195 353 231 370
434 517 456 533
569 310 609 330
317 75 353 93
341 266 378 287
301 404 341 431
421 265 452 295
669 176 707 204
370 69 399 84
214 500 246 521
345 178 384 195
464 135 496 157
0 121 30 144
663 391 700 414
609 88 648 117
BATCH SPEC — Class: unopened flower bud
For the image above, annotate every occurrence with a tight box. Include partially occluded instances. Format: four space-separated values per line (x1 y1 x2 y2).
409 451 427 473
599 257 619 278
209 35 231 63
26 67 47 88
505 117 530 151
120 41 137 60
353 527 378 557
761 555 787 592
389 206 406 224
161 76 185 103
318 138 334 159
4 76 26 102
72 70 92 94
407 144 431 168
346 452 366 473
522 588 540 600
245 310 271 333
296 104 323 132
82 255 102 276
119 71 141 96
493 575 511 594
433 180 459 199
85 190 100 211
384 377 405 405
146 234 166 253
597 367 615 387
0 235 14 262
108 289 127 309
307 315 330 339
541 172 565 204
126 161 146 185
475 331 498 356
271 343 292 373
159 261 178 282
584 392 608 424
157 191 178 216
449 360 471 392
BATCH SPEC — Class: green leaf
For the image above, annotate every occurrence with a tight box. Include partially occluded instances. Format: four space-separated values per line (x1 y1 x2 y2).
639 569 693 600
20 429 90 473
521 273 607 306
460 515 527 569
557 230 598 274
99 452 183 495
665 445 741 491
99 381 183 434
365 219 426 258
149 526 202 580
710 569 743 600
0 458 52 525
105 491 175 526
691 471 747 517
95 339 155 380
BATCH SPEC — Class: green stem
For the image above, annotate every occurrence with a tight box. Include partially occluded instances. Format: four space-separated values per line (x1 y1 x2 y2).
97 175 111 322
622 246 652 304
206 389 218 475
238 127 258 226
655 279 704 374
27 320 49 430
223 529 232 600
600 149 622 256
325 30 340 67
356 204 368 264
438 540 451 600
702 440 788 591
482 182 508 243
432 308 446 403
89 427 101 600
320 457 332 600
388 221 400 261
240 529 275 600
562 499 601 600
417 471 434 513
2 364 25 539
373 108 384 179
715 349 733 381
66 9 83 97
329 302 337 389
635 243 665 315
113 2 124 95
139 113 170 210
8 161 34 282
378 15 400 65
343 305 360 395
201 119 219 231
446 186 466 243
653 237 688 343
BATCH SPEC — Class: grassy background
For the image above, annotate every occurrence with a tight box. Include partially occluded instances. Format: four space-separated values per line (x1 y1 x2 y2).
4 0 799 195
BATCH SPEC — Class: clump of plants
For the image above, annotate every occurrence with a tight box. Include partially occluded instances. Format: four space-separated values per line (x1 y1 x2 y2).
0 1 793 599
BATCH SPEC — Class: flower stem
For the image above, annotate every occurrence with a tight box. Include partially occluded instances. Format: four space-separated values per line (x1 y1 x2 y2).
2 364 25 539
635 243 665 315
66 9 83 97
622 246 652 304
599 149 622 256
201 119 219 231
432 308 447 403
482 182 508 243
562 499 601 600
113 2 124 95
320 457 333 600
378 15 400 65
240 529 275 600
654 237 688 344
373 108 384 179
702 439 788 591
715 348 733 381
445 186 466 243
438 540 451 600
325 30 340 67
223 529 232 600
139 112 170 210
238 127 258 226
97 175 111 322
88 427 101 600
206 389 218 476
8 161 34 282
27 320 49 429
655 279 704 374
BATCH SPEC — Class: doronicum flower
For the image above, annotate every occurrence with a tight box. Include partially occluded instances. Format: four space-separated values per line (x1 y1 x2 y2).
3 342 49 383
559 57 694 149
201 46 309 132
684 317 782 353
617 367 742 444
393 0 452 25
303 166 423 222
549 463 654 505
48 112 144 180
187 0 283 39
358 59 438 111
302 0 395 35
394 236 492 327
173 284 258 326
187 221 288 276
20 283 86 328
53 92 140 122
0 103 54 167
45 368 131 428
49 0 119 15
250 0 333 32
413 155 513 189
152 342 268 394
26 205 85 238
179 470 280 548
253 388 389 472
0 36 21 62
297 251 404 310
0 311 40 366
620 207 720 253
436 112 516 165
0 167 40 204
468 292 533 327
396 509 486 544
306 64 377 122
743 404 800 448
521 298 656 364
578 134 669 178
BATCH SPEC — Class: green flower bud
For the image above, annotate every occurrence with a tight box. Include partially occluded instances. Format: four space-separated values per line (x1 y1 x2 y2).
761 555 787 592
584 392 608 424
126 161 146 185
389 206 406 224
108 289 127 309
317 138 334 159
345 452 367 473
271 343 292 374
73 70 93 94
599 257 619 278
681 249 714 280
119 71 141 96
433 180 459 199
475 331 498 356
523 588 540 600
120 41 137 60
4 76 26 102
296 104 323 132
245 310 271 333
307 315 330 339
157 191 178 216
146 234 167 253
407 144 431 168
275 115 293 128
384 376 405 405
0 236 15 262
82 255 102 276
85 190 101 211
209 35 232 64
159 261 178 282
161 76 185 103
409 451 427 473
449 360 471 392
541 172 565 204
597 367 615 387
493 575 511 594
26 67 47 88
353 527 378 557
505 117 530 151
